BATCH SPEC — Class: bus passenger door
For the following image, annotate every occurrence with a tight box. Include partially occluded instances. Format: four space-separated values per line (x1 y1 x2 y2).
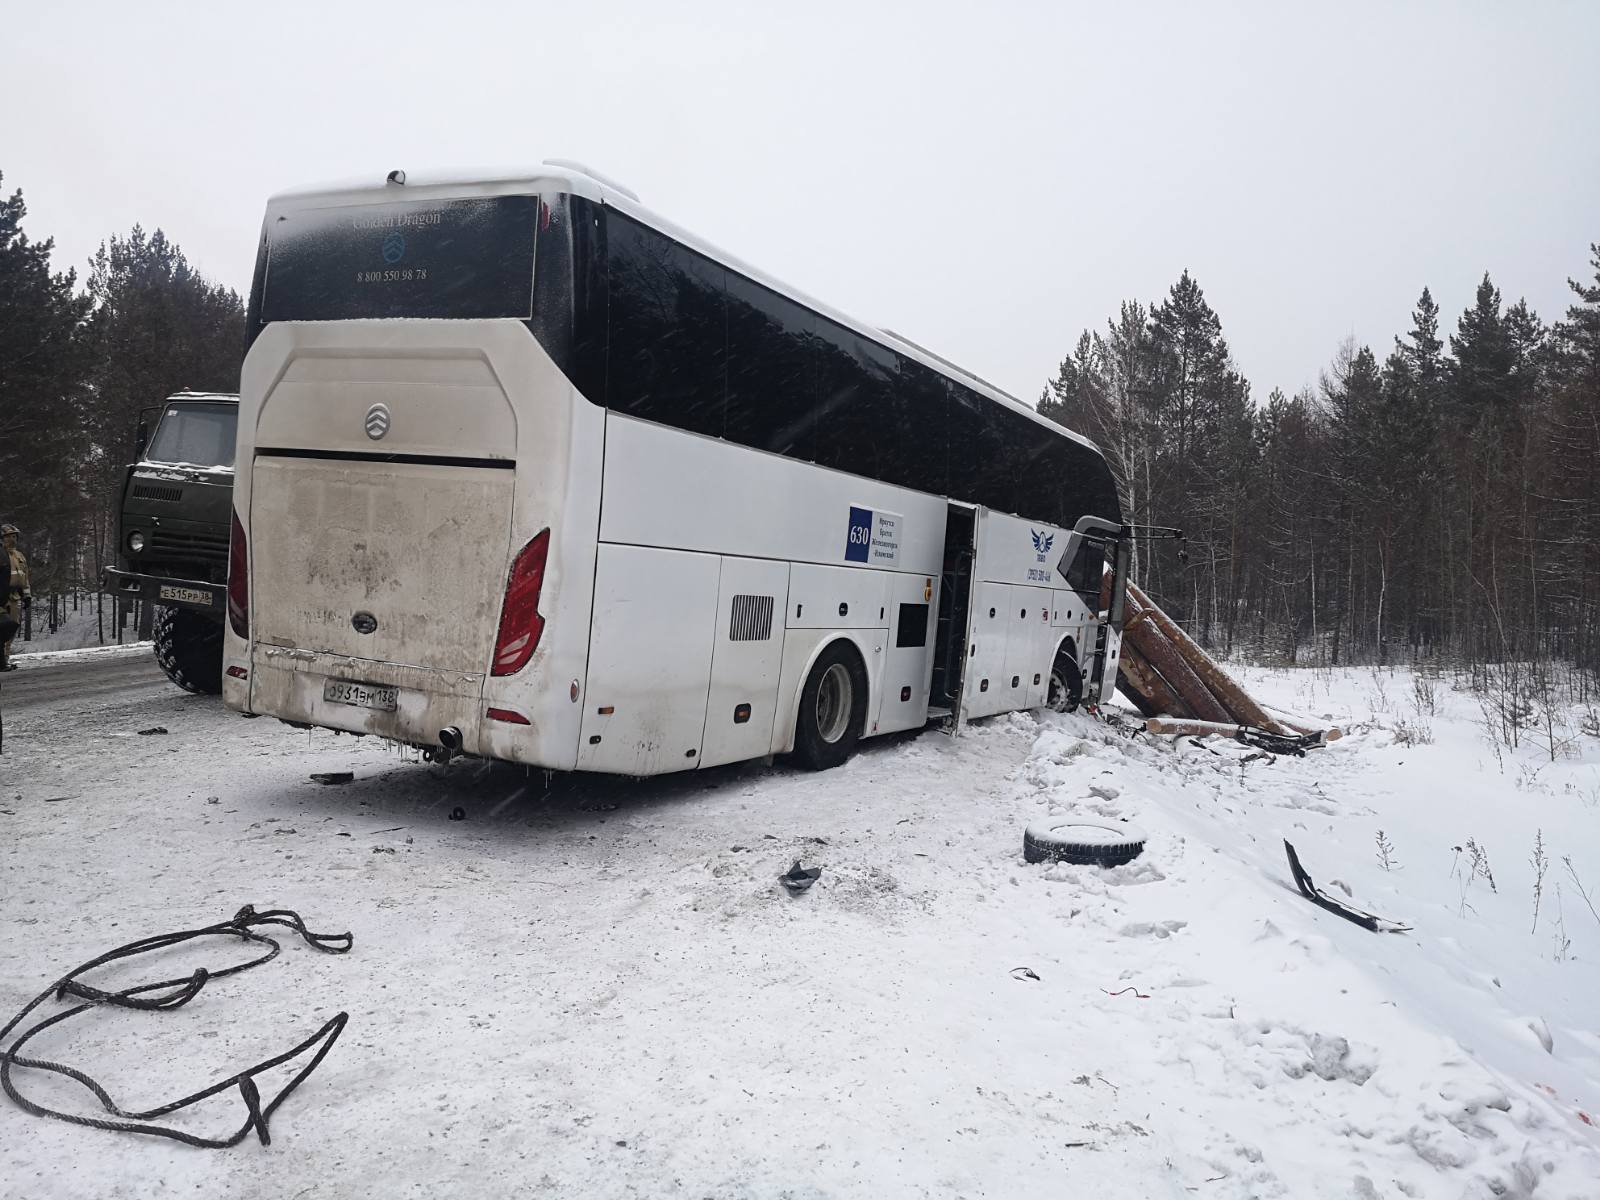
929 502 977 730
699 557 790 769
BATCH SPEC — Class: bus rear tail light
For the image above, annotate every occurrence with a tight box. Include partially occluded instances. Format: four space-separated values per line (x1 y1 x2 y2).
227 509 249 639
491 529 550 676
486 707 530 725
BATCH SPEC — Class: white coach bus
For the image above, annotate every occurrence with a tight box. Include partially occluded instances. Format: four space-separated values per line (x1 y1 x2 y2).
222 163 1130 774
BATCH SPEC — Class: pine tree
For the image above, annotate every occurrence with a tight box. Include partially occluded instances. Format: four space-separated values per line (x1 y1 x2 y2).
79 226 245 579
83 226 245 453
0 172 93 585
1546 246 1600 669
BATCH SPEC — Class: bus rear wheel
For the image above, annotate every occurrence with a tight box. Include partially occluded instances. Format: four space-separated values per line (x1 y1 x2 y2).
153 605 224 695
792 642 867 771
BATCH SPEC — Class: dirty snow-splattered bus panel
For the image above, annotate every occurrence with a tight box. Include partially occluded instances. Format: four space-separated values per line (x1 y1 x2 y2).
225 165 1124 774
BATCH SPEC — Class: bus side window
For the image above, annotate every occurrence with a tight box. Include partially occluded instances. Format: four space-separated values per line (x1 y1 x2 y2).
894 361 949 497
814 322 891 482
946 384 1005 510
726 272 817 459
607 211 726 439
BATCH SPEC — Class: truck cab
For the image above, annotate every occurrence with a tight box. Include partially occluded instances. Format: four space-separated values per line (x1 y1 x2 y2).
104 392 239 693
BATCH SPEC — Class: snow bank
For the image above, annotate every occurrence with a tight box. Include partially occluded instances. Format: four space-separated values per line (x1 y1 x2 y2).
10 638 152 666
0 663 1596 1197
7 597 146 658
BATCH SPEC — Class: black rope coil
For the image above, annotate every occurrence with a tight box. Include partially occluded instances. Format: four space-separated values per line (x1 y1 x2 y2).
0 904 352 1148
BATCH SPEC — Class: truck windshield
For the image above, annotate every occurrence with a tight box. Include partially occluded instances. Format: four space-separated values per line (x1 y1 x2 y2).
146 403 238 468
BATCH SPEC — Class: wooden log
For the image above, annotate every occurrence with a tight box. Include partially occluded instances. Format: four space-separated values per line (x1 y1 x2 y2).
1144 717 1252 738
1262 706 1343 742
1121 594 1233 725
1098 569 1177 716
1117 641 1187 718
1114 672 1161 718
1124 580 1291 735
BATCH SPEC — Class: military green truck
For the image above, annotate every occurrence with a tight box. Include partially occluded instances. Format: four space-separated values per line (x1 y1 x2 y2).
103 392 238 694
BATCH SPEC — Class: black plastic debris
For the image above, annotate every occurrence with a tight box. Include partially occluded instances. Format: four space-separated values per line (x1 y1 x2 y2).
309 772 353 786
0 905 352 1147
1010 967 1041 982
780 861 821 893
448 807 466 822
1284 840 1410 933
136 727 168 736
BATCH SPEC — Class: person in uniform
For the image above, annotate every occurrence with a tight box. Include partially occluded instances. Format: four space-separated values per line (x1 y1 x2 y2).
2 523 30 671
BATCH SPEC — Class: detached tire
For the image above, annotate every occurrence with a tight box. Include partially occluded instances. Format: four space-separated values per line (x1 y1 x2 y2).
1023 819 1147 867
791 642 868 771
153 605 224 695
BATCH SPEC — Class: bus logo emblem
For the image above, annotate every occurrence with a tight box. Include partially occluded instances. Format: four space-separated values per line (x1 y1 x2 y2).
1031 529 1054 561
364 403 391 440
381 232 406 264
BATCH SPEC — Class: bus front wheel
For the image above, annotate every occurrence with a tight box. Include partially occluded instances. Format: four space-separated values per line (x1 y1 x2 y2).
1047 653 1083 714
792 642 867 771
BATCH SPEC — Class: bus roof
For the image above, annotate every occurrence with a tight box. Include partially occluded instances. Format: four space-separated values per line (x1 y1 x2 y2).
265 165 1100 457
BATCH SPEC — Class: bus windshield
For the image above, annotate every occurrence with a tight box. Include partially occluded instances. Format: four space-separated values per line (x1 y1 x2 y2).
259 195 538 324
146 402 237 469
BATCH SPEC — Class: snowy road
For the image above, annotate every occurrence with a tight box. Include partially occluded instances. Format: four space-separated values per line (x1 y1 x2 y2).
3 649 168 716
1 661 1598 1198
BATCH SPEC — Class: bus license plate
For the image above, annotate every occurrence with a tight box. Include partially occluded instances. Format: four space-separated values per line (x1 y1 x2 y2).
159 585 213 606
323 679 399 712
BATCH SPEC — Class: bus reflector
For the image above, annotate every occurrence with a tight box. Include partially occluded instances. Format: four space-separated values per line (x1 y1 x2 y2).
227 509 249 639
491 529 550 676
486 707 530 725
226 665 249 680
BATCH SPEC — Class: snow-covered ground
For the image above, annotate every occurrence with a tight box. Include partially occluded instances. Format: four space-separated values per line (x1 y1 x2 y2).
8 639 152 668
7 593 136 656
1 664 1597 1197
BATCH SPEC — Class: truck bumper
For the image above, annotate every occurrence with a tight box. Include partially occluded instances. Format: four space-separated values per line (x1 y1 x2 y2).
102 568 226 617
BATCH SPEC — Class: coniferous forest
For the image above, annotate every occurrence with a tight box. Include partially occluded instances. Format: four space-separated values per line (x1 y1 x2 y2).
4 164 1599 683
1039 248 1600 687
0 171 243 633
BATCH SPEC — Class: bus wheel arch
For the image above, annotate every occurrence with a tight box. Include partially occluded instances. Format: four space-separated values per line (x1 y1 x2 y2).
1047 636 1083 714
790 638 870 771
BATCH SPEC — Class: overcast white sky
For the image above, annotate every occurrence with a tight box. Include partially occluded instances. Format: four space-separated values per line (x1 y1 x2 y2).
4 0 1597 405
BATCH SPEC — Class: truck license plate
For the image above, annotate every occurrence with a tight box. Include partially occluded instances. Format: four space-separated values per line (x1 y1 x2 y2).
323 679 399 712
159 585 213 606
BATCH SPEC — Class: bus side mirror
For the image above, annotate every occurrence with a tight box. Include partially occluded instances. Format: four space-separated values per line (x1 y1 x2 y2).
135 417 151 457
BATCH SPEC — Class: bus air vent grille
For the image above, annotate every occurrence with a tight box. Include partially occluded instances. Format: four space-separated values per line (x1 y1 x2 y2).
729 595 775 642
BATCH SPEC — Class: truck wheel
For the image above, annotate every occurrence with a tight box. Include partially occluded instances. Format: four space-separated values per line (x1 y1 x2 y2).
153 605 224 695
791 642 867 771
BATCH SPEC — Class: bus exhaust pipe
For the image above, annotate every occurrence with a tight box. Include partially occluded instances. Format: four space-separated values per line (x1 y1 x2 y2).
434 727 463 762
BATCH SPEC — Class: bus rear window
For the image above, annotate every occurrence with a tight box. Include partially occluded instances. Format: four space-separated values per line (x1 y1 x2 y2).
260 195 537 323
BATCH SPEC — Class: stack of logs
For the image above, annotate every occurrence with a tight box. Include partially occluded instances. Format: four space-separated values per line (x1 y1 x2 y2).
1108 577 1340 744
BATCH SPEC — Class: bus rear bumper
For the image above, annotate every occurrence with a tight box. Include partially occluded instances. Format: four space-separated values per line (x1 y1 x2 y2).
245 645 568 767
